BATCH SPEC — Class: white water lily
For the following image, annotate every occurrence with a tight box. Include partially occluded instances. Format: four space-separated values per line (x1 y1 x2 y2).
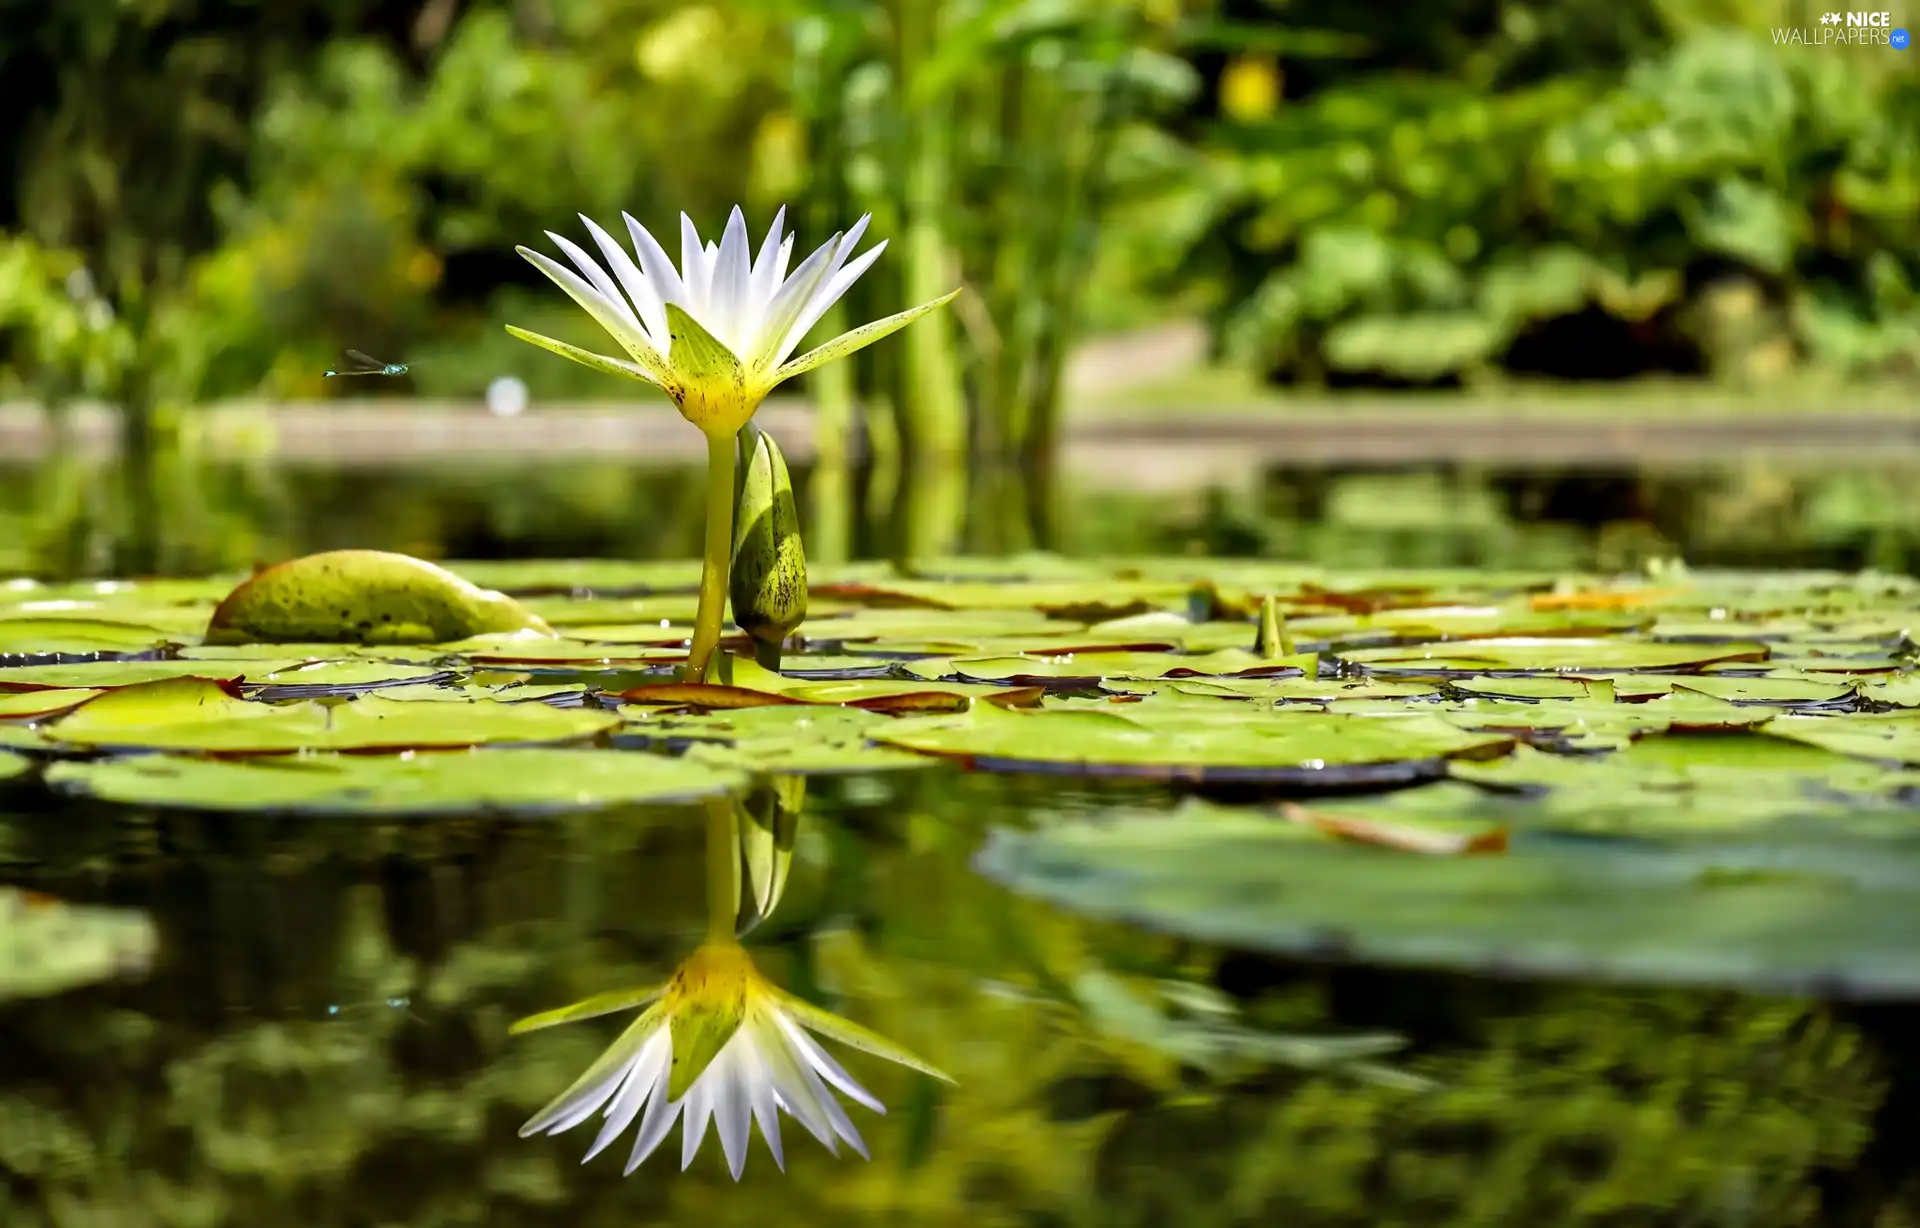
515 939 952 1181
509 205 957 683
511 205 958 438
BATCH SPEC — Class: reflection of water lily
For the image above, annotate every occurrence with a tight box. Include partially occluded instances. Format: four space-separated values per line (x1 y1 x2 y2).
516 939 952 1180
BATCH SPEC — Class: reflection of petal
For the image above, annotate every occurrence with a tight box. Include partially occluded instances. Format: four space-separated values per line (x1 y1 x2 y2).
584 1027 673 1162
520 1003 670 1136
518 943 948 1179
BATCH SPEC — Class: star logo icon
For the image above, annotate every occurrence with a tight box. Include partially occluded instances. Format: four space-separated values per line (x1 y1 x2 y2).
1820 11 1842 22
1893 26 1912 47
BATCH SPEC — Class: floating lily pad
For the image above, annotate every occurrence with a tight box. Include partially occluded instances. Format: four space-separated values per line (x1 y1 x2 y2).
0 749 28 781
1341 637 1771 676
872 702 1512 784
0 616 181 658
47 748 740 815
41 678 621 754
0 689 103 720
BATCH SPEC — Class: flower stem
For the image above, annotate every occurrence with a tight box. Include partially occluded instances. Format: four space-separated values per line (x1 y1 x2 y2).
686 429 739 683
704 794 741 943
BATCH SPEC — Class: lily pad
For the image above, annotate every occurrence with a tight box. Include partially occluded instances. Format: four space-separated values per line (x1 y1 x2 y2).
47 748 741 815
872 702 1513 784
1341 637 1771 676
41 678 621 754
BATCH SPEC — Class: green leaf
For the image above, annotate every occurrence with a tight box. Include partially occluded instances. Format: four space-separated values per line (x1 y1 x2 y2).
872 701 1512 784
47 747 738 814
41 678 621 754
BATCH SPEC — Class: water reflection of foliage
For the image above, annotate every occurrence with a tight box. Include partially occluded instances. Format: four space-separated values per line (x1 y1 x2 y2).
0 772 1896 1225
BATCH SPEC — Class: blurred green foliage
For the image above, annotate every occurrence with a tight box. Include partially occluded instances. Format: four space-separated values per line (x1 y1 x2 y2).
1181 0 1920 385
4 0 1920 563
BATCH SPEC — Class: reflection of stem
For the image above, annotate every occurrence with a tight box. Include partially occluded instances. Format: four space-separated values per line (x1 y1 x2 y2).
686 430 740 682
704 794 741 943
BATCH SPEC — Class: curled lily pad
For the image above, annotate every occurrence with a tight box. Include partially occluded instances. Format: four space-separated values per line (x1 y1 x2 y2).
41 678 621 754
47 748 741 815
0 888 158 1001
205 550 555 645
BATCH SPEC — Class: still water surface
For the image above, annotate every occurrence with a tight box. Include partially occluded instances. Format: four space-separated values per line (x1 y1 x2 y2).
4 458 1920 1225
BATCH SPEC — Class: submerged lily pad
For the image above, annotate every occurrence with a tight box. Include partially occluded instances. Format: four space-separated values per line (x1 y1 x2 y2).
973 801 1920 997
47 748 740 815
0 889 159 1001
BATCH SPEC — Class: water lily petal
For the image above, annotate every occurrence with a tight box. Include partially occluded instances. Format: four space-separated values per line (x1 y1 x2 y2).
503 326 662 388
750 207 787 303
580 214 669 348
775 1011 885 1113
712 206 754 352
624 1053 685 1174
773 234 795 288
776 988 954 1083
757 1014 838 1153
514 247 671 382
583 1028 670 1162
680 214 712 315
753 234 842 371
739 1025 787 1171
520 1005 669 1137
774 240 887 366
623 212 690 308
712 1043 754 1179
771 289 964 389
546 231 644 336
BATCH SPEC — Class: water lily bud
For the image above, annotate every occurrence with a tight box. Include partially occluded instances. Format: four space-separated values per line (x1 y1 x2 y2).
1256 593 1294 658
736 774 804 936
730 426 807 668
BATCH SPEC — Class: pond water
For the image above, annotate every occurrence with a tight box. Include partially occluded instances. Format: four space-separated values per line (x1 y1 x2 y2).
5 458 1920 1226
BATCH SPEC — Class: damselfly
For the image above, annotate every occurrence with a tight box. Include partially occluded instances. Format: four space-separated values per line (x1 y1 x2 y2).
324 349 410 377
